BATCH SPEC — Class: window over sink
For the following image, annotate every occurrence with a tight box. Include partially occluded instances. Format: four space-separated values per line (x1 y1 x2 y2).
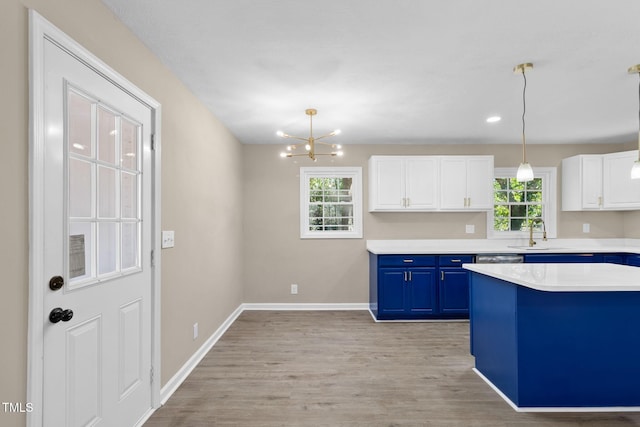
487 167 557 239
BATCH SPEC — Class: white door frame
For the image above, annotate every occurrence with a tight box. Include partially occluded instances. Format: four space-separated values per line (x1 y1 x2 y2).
27 10 162 426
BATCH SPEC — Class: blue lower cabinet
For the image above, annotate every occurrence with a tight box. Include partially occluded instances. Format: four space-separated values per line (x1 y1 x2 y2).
524 253 603 263
371 254 472 320
439 269 470 314
378 267 436 319
626 255 640 267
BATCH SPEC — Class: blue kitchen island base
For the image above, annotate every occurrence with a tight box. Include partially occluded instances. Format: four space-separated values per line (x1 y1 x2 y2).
469 271 640 411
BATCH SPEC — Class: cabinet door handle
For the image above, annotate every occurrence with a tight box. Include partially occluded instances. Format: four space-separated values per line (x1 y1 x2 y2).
408 271 412 281
468 197 471 207
598 196 602 207
404 271 408 282
441 271 444 281
407 198 410 207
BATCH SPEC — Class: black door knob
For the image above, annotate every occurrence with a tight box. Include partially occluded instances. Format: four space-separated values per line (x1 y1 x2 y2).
49 308 74 323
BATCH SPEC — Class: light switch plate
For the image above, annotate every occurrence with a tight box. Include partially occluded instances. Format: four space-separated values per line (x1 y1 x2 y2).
465 224 475 234
582 223 590 233
162 230 175 248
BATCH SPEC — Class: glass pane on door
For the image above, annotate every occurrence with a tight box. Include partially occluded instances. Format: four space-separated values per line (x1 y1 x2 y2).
69 158 93 218
121 172 138 219
68 91 94 157
121 222 139 270
98 222 118 276
98 106 117 165
98 166 117 219
69 222 94 281
121 118 138 170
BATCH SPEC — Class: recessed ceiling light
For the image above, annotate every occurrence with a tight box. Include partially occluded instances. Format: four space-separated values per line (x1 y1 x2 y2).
486 116 501 123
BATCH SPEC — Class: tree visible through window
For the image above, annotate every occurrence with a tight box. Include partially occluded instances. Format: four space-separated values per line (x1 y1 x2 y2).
494 177 544 232
300 167 362 239
309 177 354 231
488 167 557 239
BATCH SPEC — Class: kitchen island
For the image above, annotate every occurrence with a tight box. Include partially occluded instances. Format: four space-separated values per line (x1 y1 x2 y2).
463 263 640 411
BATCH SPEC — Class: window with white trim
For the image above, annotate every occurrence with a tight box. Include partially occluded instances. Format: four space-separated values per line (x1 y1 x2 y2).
487 167 557 239
300 167 362 239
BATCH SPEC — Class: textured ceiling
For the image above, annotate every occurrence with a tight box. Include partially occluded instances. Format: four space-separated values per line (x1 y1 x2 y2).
100 0 640 146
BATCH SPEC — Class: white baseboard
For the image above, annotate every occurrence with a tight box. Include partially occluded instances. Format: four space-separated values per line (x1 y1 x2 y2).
242 302 369 311
472 368 640 412
158 302 368 405
159 304 244 404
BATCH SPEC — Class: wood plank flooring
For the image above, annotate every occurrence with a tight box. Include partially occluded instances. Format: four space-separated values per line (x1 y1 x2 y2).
145 310 640 426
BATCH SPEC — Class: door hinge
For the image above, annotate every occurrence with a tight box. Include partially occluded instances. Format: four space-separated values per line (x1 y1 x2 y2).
151 250 155 268
151 134 156 150
150 366 154 385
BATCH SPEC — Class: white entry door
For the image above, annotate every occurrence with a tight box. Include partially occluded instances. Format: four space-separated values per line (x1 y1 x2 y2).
39 28 154 427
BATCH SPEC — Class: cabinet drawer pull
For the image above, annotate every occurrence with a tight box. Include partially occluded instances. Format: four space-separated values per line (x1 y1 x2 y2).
403 259 414 263
451 259 462 263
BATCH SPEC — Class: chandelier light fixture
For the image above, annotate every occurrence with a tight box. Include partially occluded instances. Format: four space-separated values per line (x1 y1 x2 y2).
278 109 343 161
629 64 640 179
514 63 534 182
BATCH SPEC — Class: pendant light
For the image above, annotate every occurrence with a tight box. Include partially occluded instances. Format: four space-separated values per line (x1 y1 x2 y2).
514 63 534 182
629 64 640 179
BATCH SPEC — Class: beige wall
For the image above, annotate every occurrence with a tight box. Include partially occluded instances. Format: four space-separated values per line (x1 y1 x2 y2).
242 142 632 303
1 1 243 426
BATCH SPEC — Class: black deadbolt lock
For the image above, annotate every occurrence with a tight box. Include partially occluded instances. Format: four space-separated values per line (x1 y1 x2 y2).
49 276 64 291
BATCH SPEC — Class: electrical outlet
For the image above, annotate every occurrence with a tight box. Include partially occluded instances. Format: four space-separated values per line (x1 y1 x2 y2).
465 224 475 234
291 284 298 295
583 223 590 233
193 323 198 340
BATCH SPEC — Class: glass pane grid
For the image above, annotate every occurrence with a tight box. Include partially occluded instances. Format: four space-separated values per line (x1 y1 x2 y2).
493 177 544 232
307 176 355 233
67 88 142 287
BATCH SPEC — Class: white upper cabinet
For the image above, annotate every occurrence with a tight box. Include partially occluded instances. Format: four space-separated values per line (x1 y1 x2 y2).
562 154 604 210
404 157 439 210
439 156 494 210
368 156 438 211
562 150 640 211
368 155 494 212
603 150 640 209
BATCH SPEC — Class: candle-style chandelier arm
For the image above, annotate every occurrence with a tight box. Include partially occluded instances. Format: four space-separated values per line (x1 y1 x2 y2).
314 130 341 141
276 132 309 142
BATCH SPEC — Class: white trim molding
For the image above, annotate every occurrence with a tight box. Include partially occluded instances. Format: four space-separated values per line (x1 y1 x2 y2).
299 166 363 239
159 305 244 404
244 302 369 311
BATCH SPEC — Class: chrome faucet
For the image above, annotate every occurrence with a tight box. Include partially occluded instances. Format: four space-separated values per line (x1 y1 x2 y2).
528 218 547 247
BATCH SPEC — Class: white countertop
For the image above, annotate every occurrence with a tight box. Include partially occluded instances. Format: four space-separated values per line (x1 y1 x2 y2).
463 262 640 292
366 238 640 255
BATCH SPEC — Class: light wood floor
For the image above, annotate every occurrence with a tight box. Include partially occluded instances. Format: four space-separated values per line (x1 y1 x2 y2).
145 310 640 426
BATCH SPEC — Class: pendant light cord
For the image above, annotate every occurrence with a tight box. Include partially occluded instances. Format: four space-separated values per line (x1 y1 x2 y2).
521 70 527 163
637 72 640 158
